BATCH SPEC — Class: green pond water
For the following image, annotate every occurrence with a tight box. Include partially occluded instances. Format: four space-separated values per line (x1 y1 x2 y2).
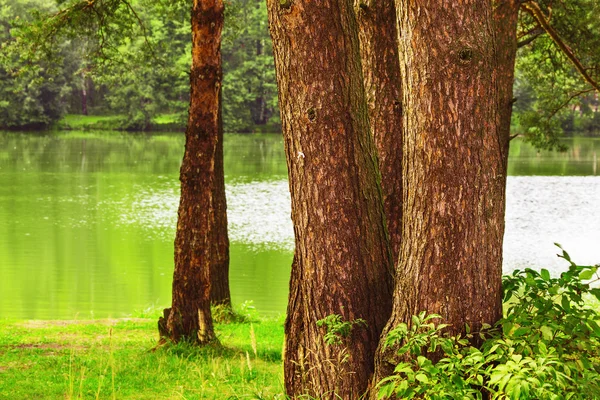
1 131 599 319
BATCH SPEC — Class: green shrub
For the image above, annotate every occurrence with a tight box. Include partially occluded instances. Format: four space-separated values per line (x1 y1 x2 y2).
378 245 600 400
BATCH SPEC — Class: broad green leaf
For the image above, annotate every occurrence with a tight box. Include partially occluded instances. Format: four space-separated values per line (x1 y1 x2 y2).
561 295 571 312
541 269 551 281
540 325 553 341
579 267 596 280
513 327 529 337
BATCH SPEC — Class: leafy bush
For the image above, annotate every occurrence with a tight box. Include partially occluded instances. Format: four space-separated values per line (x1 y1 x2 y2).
378 245 600 399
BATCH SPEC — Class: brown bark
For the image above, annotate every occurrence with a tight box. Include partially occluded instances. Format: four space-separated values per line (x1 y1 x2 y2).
495 1 520 180
211 87 231 308
266 0 393 397
372 0 509 389
355 0 403 264
159 0 229 344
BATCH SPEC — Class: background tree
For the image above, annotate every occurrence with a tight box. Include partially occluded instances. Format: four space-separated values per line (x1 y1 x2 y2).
159 0 229 343
266 0 393 397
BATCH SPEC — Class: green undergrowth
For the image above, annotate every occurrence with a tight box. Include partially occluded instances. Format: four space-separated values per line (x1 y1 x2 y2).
378 246 600 400
0 315 285 399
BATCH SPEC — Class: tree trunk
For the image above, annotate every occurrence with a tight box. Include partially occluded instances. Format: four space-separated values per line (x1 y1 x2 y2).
266 0 394 397
495 0 520 160
372 0 508 387
253 43 268 127
81 76 88 116
254 23 267 126
210 89 231 307
159 0 229 344
355 0 403 263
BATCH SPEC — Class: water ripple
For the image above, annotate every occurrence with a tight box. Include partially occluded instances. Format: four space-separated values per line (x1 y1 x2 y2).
117 180 294 251
116 176 600 275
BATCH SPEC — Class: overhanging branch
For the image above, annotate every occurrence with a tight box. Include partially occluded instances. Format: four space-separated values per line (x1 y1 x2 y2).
517 27 544 48
521 1 600 92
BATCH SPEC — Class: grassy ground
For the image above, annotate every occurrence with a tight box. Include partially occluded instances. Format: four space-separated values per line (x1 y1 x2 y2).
0 316 285 399
58 114 184 132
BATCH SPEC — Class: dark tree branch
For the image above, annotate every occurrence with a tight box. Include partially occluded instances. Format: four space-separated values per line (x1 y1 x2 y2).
120 0 158 61
517 28 545 48
547 88 595 119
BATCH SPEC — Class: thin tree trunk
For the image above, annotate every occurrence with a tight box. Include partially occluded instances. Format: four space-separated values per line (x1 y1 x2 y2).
81 77 88 116
159 0 228 344
266 0 393 397
372 0 507 388
254 23 267 126
355 0 403 263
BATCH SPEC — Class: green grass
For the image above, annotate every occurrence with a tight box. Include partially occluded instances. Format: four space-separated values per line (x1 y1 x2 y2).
0 317 285 399
58 114 184 132
60 114 125 130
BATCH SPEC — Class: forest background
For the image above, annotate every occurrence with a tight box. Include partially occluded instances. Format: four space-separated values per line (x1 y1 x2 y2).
2 0 600 140
0 0 278 133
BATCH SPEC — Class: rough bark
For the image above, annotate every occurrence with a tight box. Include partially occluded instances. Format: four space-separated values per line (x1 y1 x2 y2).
266 0 394 397
355 0 403 263
159 0 229 344
210 89 231 308
372 0 508 388
495 0 520 151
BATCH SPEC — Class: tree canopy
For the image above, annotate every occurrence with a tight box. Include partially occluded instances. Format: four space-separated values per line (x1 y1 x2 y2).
0 0 279 132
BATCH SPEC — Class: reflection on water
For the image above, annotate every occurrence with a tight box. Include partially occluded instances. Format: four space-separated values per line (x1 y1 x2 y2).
508 137 600 176
505 176 600 270
227 181 293 251
0 132 599 319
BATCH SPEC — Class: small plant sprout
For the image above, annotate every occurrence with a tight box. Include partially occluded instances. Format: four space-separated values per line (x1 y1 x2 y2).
316 314 367 345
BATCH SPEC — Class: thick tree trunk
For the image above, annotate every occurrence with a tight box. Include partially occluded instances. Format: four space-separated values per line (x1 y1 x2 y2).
355 0 403 263
266 0 394 397
372 0 508 388
159 0 229 344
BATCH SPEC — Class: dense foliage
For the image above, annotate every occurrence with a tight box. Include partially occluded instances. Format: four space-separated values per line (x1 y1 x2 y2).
0 0 279 131
513 0 600 149
1 0 599 138
377 246 600 399
0 0 71 128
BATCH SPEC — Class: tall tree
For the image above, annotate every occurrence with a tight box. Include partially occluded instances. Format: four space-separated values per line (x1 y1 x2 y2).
5 0 238 318
266 0 393 397
372 0 508 386
159 0 229 343
355 0 403 262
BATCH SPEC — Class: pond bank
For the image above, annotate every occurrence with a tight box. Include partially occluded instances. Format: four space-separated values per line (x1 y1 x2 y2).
54 114 282 133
